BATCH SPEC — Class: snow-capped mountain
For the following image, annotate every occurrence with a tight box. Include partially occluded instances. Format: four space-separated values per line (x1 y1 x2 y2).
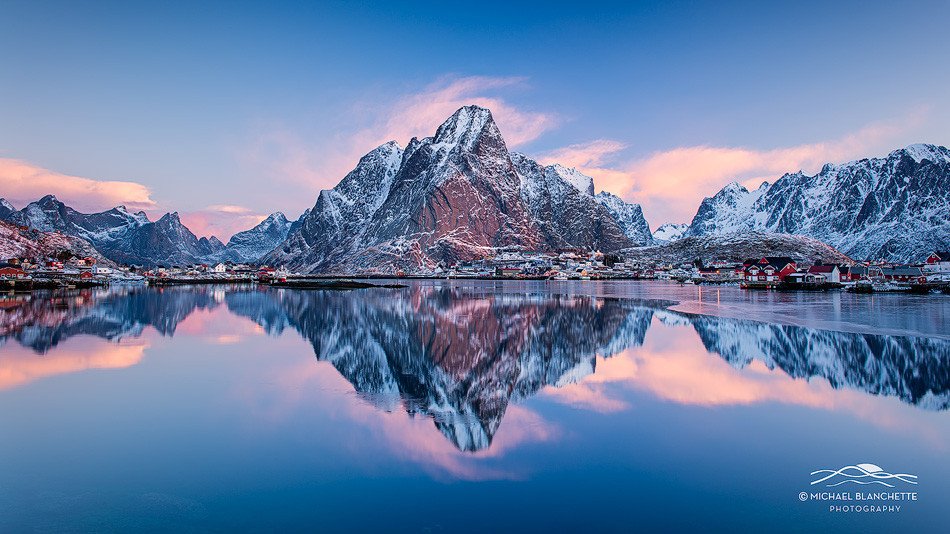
214 211 294 264
96 212 222 267
5 194 150 246
0 195 310 266
684 144 950 262
265 105 652 273
652 223 689 243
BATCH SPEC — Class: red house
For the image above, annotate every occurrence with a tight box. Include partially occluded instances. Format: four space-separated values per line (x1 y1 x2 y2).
0 267 27 279
743 257 798 283
881 266 925 283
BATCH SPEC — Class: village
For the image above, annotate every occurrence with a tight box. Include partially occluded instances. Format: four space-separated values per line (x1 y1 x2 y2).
2 249 950 294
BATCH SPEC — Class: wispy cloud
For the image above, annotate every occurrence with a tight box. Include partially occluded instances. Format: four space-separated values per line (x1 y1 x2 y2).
537 109 929 225
352 75 558 151
245 75 559 193
537 139 627 168
0 157 156 212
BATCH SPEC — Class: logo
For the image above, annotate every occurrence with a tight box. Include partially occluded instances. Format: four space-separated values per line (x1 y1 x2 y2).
810 463 918 488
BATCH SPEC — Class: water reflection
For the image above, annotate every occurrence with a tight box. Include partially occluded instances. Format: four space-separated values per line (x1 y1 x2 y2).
1 285 947 451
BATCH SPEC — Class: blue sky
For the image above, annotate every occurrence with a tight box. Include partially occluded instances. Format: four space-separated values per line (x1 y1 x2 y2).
2 0 948 236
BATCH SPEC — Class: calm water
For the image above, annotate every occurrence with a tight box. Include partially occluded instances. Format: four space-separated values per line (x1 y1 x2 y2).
1 281 947 532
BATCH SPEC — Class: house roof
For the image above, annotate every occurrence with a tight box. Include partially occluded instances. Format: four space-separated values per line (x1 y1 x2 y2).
931 251 950 261
808 265 838 273
882 266 923 276
756 256 796 270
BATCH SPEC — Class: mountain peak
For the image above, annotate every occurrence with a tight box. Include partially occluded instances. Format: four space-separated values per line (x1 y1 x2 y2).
37 194 61 206
158 212 182 224
719 181 748 195
432 105 499 148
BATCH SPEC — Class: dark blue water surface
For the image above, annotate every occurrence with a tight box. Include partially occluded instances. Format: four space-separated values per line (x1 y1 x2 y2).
1 281 947 532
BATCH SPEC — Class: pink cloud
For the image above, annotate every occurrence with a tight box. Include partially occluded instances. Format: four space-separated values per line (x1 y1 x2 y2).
537 139 627 168
177 205 267 240
352 75 558 151
245 76 560 193
537 110 929 225
0 157 156 212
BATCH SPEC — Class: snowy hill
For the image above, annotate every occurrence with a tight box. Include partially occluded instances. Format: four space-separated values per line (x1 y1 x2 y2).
620 231 852 265
684 144 950 262
0 220 111 264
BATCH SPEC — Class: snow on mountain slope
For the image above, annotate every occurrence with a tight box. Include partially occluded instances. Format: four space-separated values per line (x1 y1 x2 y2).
595 191 654 245
0 220 111 264
0 199 15 220
685 144 950 262
652 223 689 243
512 153 646 251
1 195 310 266
216 212 292 263
686 181 771 236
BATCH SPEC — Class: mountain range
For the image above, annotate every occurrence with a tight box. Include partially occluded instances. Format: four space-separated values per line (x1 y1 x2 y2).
1 106 948 268
0 194 305 267
684 144 950 262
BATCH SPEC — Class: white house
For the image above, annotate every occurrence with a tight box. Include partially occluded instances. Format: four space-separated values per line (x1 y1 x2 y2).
807 264 840 283
212 263 227 273
92 266 113 275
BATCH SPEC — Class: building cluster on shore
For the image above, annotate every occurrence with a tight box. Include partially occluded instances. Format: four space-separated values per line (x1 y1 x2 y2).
3 248 949 294
0 254 275 290
420 249 950 286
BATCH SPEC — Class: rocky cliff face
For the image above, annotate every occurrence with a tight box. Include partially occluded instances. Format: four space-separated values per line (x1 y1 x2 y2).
684 144 950 262
512 153 647 252
265 106 653 273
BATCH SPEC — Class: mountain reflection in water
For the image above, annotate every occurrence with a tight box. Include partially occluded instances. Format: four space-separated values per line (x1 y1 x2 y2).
1 285 947 451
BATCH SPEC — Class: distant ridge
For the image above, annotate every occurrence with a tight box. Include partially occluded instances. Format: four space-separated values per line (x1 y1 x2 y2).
683 144 950 262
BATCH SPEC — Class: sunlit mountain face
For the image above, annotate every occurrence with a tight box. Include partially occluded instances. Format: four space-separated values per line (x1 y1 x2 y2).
2 284 947 452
